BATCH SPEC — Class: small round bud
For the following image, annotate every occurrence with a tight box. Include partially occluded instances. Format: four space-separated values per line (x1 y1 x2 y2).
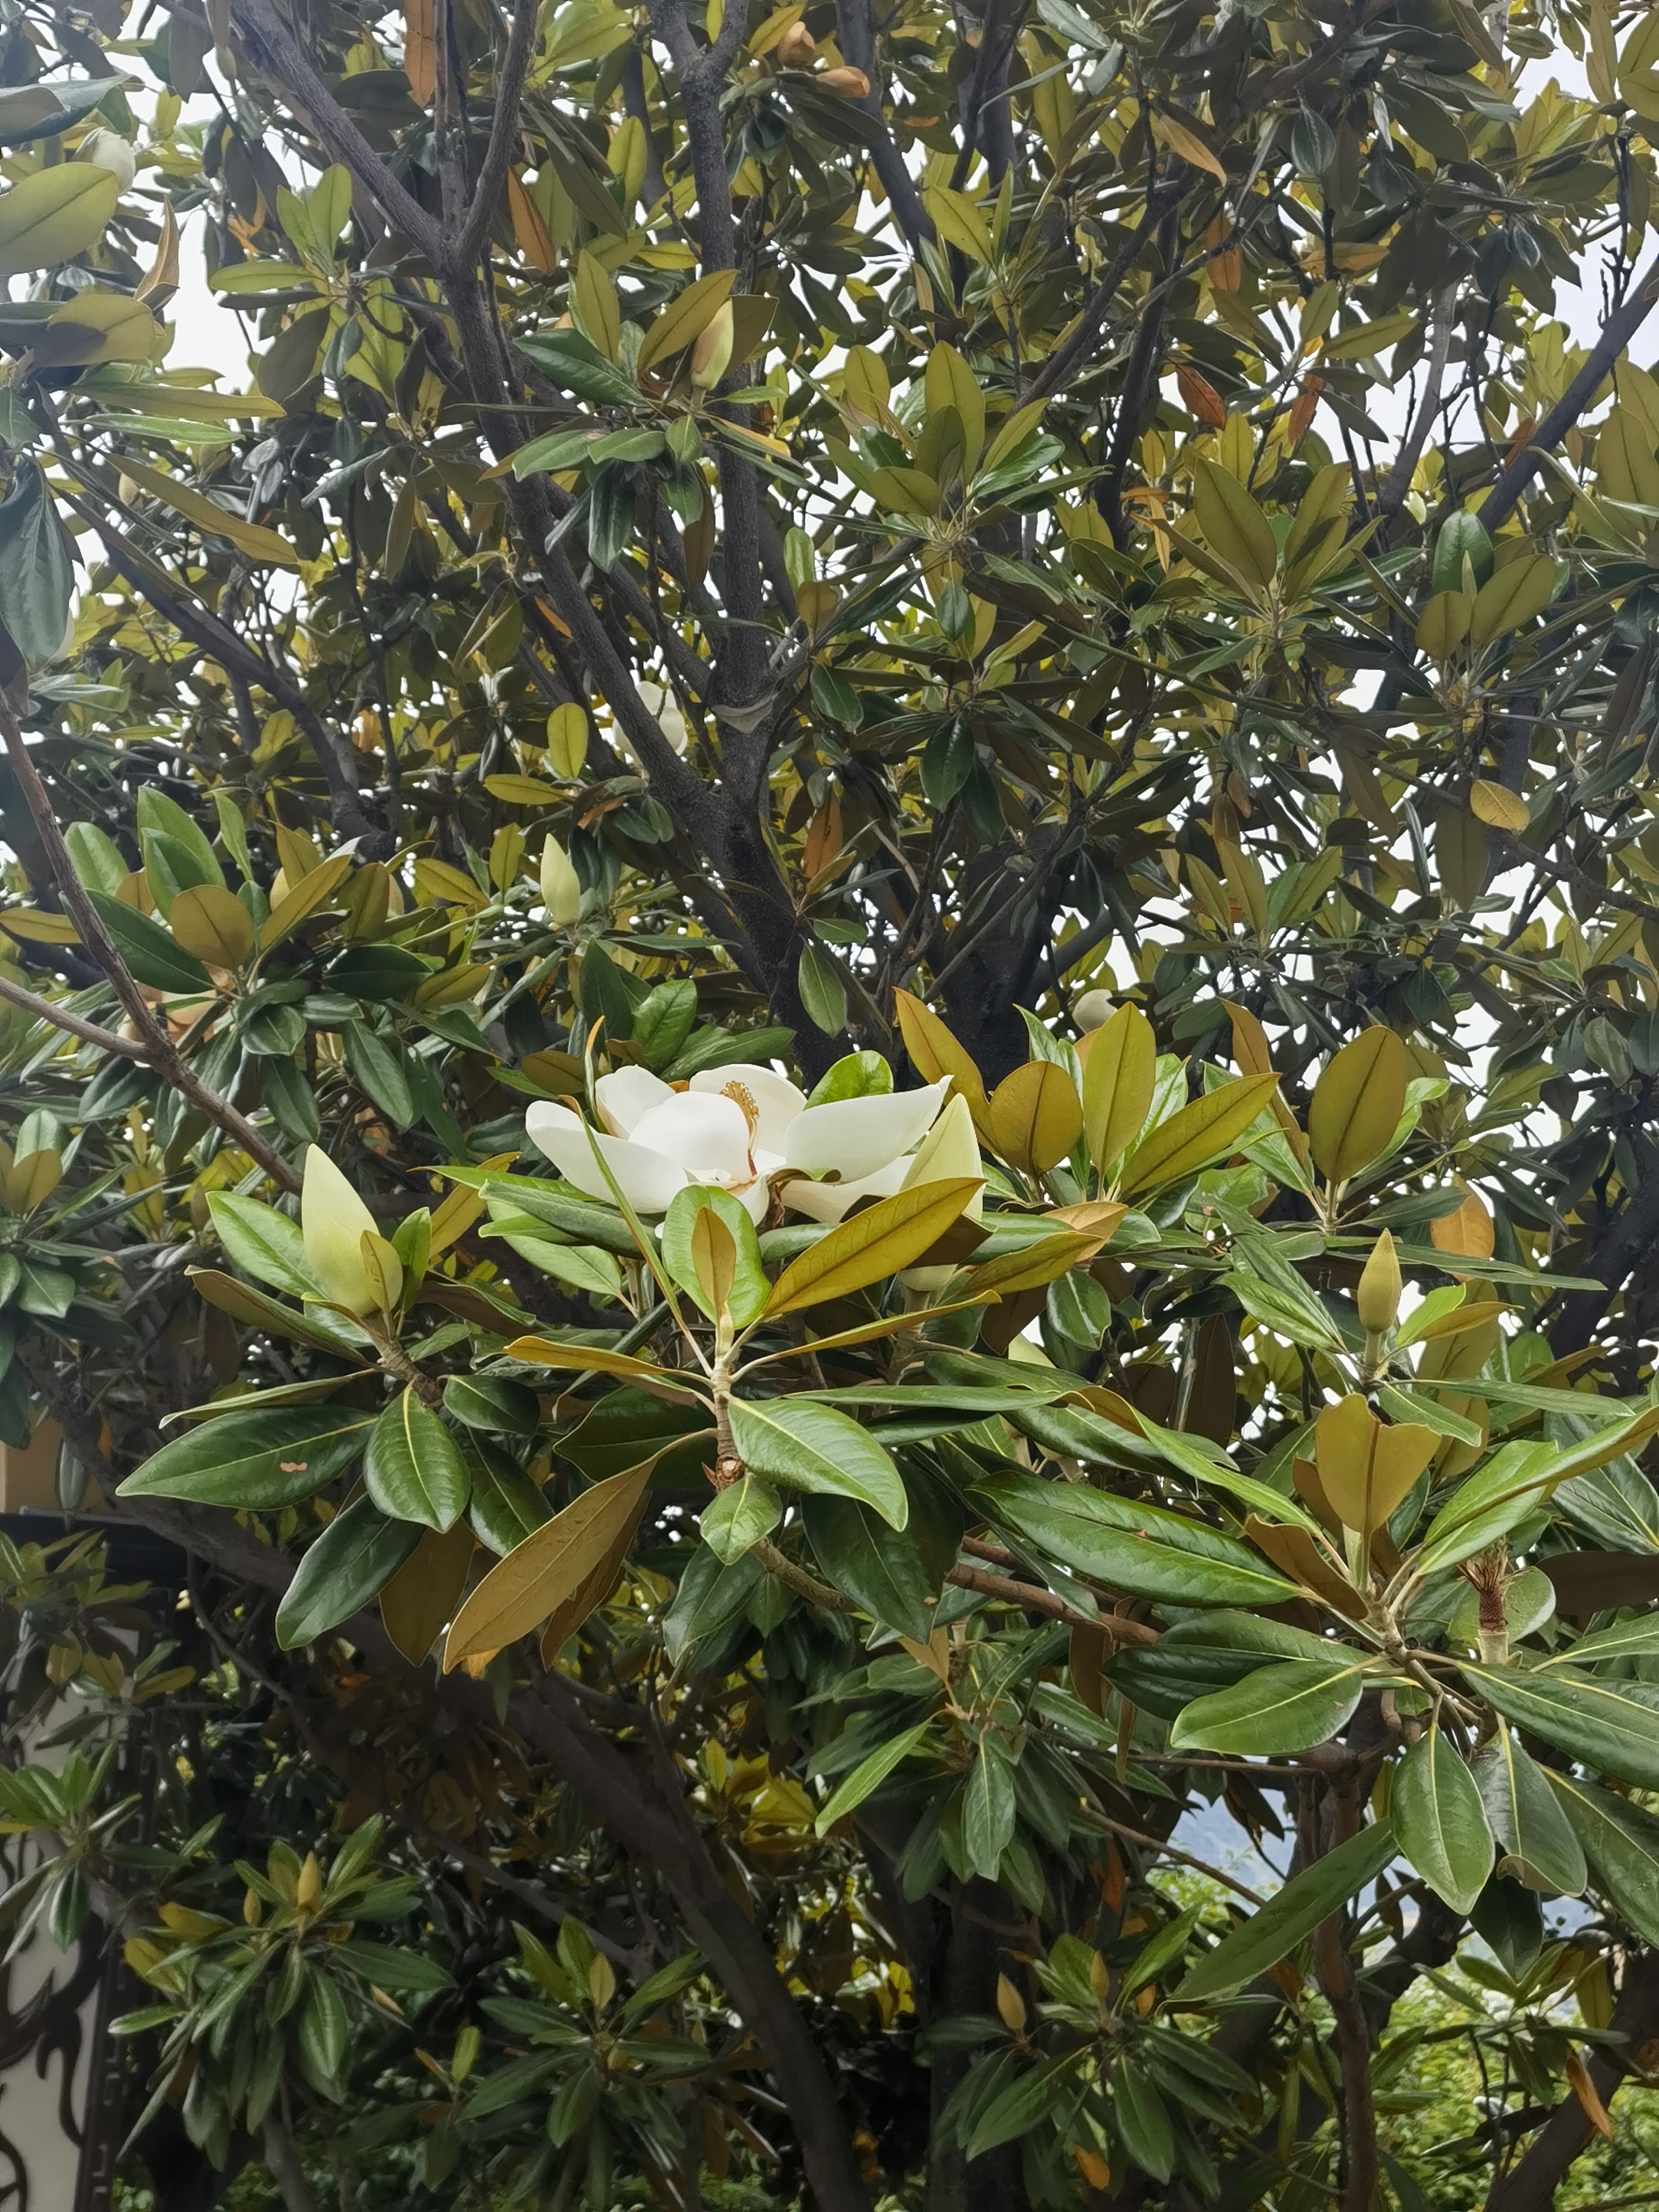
818 65 871 97
775 22 817 65
1074 987 1115 1032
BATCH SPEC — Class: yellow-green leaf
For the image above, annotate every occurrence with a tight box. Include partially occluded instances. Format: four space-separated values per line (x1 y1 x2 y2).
259 853 352 950
168 883 255 969
1191 461 1277 593
1307 1028 1407 1183
764 1178 984 1316
894 989 988 1114
1080 1003 1155 1173
635 270 737 379
0 164 119 279
1314 1394 1438 1542
1468 555 1557 651
1116 1074 1280 1196
1415 589 1471 662
118 457 300 567
923 343 985 471
987 1061 1083 1176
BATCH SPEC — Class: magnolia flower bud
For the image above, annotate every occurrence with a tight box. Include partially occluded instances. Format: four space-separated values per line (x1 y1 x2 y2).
1357 1229 1402 1334
690 301 734 392
80 127 137 190
301 1146 403 1318
775 21 817 64
1074 988 1115 1032
819 64 871 97
540 834 582 925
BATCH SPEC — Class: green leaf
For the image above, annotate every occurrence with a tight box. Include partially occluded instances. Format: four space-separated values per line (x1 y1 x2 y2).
963 1734 1016 1878
815 1721 934 1832
632 980 698 1071
329 1940 454 1993
726 1396 908 1528
297 1971 349 2098
0 462 72 669
973 1470 1296 1608
207 1193 318 1299
88 892 212 995
275 1497 422 1648
662 1186 769 1325
1461 1658 1659 1791
797 940 847 1033
463 1437 554 1556
802 1493 939 1641
965 2051 1084 2161
1170 1656 1370 1756
1116 1076 1282 1196
118 1409 374 1507
1112 2065 1175 2183
1548 1770 1659 1947
1393 1724 1493 1913
0 163 118 277
363 1388 470 1531
700 1474 781 1563
1415 1442 1561 1574
1176 1820 1396 2000
1471 1727 1587 1896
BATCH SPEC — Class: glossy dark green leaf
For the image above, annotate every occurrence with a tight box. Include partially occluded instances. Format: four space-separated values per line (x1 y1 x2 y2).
1461 1659 1659 1791
974 1470 1296 1608
444 1373 540 1434
802 1493 939 1641
1471 1727 1586 1895
1170 1656 1368 1756
118 1408 374 1507
1177 1820 1396 2000
1393 1724 1493 1913
1548 1771 1659 1947
727 1396 907 1529
88 892 212 995
464 1438 554 1555
363 1387 470 1530
0 462 72 669
275 1496 422 1648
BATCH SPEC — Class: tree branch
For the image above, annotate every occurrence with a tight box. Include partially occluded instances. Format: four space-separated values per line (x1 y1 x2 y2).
1481 257 1659 532
454 0 543 269
833 0 935 251
1377 281 1458 521
228 0 444 265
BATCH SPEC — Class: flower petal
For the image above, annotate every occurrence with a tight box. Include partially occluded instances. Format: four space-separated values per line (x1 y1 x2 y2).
631 1090 753 1178
782 1083 947 1184
690 1064 806 1154
778 1158 910 1224
524 1101 687 1213
594 1066 673 1137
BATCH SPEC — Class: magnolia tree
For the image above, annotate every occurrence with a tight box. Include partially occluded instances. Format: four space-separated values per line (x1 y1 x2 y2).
4 0 1659 2206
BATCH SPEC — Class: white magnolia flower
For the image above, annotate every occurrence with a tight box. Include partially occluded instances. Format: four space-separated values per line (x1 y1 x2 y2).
524 1063 947 1223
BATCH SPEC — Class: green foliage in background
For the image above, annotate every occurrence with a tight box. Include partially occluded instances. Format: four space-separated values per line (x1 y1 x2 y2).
1 0 1659 2204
